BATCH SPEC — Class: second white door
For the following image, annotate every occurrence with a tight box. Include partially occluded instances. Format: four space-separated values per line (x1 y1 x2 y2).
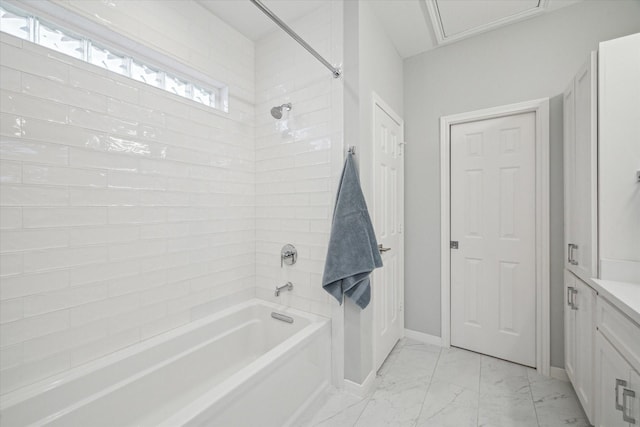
372 97 404 372
450 112 536 367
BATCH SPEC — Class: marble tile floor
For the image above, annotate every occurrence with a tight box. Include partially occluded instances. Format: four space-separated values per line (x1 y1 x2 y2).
300 338 589 427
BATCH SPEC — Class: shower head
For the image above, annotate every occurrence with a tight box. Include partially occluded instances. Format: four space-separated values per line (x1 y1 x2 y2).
270 103 292 119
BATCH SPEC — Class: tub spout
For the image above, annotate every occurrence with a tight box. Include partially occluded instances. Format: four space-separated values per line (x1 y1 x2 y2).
275 282 293 296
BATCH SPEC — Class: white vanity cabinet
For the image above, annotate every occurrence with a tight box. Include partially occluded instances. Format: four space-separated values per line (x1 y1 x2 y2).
563 32 640 426
563 51 597 280
564 271 596 421
595 297 640 426
564 33 640 282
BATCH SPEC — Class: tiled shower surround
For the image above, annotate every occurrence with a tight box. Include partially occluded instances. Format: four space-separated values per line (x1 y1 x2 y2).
0 0 345 394
254 2 344 317
0 1 256 394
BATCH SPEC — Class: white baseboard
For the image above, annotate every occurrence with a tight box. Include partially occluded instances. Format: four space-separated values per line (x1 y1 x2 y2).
404 328 443 347
344 369 376 398
550 366 569 382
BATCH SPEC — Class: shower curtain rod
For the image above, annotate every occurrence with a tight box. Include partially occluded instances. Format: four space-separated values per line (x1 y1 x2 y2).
249 0 342 79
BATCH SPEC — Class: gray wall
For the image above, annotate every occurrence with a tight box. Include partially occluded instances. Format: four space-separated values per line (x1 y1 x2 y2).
344 0 404 383
403 0 640 368
352 0 405 203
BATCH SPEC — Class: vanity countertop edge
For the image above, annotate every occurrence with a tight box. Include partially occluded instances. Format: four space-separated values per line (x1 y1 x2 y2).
588 278 640 326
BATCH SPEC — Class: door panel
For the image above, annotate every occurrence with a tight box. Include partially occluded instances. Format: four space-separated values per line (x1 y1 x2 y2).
565 271 577 383
574 278 596 420
629 369 640 427
373 101 404 371
450 112 536 367
595 333 631 427
564 81 576 271
571 53 598 279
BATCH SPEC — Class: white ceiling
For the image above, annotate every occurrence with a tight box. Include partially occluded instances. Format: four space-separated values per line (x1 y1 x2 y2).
198 0 584 58
370 0 584 58
436 0 540 37
197 0 326 41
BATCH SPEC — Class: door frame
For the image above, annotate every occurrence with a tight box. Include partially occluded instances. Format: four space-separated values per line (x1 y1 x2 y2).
371 91 405 372
440 98 550 375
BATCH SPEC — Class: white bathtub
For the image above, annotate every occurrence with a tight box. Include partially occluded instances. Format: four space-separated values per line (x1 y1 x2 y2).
0 299 331 427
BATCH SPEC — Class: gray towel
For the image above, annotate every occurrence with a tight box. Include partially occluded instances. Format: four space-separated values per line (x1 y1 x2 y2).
322 152 383 309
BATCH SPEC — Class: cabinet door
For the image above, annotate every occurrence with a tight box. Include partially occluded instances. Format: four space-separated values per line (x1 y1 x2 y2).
595 333 632 427
563 80 577 270
572 52 598 279
628 369 640 426
565 270 577 383
563 81 577 272
574 278 596 421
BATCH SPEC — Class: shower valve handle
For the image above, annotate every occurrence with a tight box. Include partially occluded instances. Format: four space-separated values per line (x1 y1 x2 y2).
280 244 297 267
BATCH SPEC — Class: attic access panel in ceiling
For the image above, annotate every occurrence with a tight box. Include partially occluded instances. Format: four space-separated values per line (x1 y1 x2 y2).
426 0 547 45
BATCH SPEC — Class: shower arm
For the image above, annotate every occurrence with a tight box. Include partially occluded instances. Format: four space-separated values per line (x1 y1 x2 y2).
249 0 341 79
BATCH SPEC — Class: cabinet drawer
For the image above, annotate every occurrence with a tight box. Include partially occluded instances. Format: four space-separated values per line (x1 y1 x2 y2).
597 296 640 371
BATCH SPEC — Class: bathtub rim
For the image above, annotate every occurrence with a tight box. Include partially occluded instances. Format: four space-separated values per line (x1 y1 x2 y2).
0 298 328 412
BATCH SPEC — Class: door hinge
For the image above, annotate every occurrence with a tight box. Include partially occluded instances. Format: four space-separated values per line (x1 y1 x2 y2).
450 241 459 249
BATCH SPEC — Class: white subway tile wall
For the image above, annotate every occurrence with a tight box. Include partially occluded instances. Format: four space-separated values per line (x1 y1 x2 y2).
0 4 225 111
0 1 255 394
254 2 344 317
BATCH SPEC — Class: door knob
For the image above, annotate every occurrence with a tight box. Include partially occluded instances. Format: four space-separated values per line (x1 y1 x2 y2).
378 244 391 253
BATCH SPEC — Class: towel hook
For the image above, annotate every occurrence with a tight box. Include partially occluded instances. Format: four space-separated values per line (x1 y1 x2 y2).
347 145 356 155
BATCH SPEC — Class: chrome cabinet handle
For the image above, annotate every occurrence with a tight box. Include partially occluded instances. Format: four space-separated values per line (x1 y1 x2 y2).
616 379 628 411
378 244 391 253
566 286 578 310
623 388 636 424
568 243 579 265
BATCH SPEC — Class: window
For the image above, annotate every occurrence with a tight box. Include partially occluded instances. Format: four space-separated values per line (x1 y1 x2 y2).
0 4 227 112
89 44 128 76
0 7 29 40
38 21 84 59
130 61 163 88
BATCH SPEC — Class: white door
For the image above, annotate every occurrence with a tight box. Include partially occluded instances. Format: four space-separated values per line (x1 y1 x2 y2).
372 97 404 371
450 112 536 367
